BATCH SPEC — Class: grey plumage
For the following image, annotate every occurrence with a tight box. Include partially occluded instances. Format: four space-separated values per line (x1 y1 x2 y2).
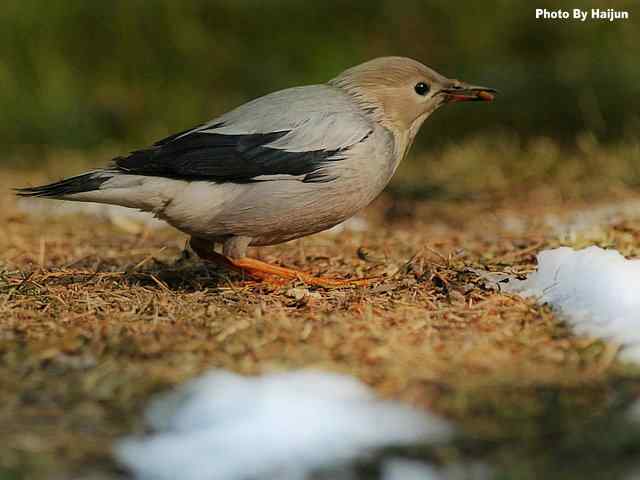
17 57 495 272
114 85 375 185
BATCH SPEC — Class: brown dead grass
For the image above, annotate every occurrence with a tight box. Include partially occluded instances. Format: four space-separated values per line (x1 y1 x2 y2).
2 164 640 478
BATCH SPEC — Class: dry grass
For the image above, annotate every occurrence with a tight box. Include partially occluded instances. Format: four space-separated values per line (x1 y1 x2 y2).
2 141 640 479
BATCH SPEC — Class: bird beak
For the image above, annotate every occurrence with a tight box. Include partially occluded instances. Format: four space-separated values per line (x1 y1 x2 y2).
441 82 497 103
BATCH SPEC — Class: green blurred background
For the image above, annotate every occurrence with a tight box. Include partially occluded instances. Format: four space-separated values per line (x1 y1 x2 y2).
1 0 638 162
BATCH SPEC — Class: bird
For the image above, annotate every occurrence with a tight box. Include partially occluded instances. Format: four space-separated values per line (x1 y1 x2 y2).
16 57 495 287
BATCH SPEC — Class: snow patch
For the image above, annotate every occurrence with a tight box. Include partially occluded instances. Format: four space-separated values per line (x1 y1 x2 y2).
545 200 640 238
381 458 491 480
500 200 640 237
381 458 445 480
324 216 369 236
115 370 451 480
503 246 640 361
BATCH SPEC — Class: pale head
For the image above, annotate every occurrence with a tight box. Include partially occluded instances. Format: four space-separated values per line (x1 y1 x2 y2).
329 56 495 135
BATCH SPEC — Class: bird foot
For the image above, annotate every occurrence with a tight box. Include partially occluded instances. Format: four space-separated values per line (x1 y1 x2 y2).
232 257 375 288
189 240 374 288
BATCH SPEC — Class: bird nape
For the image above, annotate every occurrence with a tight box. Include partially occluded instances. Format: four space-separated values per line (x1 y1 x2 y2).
16 56 495 288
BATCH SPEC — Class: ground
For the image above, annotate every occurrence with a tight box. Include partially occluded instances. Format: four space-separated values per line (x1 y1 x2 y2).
1 138 640 479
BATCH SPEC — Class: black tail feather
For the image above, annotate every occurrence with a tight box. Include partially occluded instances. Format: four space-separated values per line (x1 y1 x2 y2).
15 171 112 198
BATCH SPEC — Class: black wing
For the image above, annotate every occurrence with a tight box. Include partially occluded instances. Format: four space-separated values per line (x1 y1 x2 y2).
113 128 355 184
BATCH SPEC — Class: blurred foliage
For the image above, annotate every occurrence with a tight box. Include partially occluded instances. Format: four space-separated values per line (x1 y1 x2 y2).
0 0 638 156
391 133 640 201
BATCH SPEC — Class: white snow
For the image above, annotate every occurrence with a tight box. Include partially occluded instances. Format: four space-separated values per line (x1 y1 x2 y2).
503 246 640 361
324 216 369 236
544 200 640 238
381 458 445 480
114 370 451 480
499 199 640 237
381 458 492 480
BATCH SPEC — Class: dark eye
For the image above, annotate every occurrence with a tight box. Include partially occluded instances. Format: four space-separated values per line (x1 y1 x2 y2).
414 82 430 96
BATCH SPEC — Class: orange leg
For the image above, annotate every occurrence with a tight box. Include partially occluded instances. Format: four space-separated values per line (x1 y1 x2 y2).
189 239 375 288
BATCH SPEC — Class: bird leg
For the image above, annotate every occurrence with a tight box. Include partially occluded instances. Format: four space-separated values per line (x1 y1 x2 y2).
189 237 374 288
229 257 375 287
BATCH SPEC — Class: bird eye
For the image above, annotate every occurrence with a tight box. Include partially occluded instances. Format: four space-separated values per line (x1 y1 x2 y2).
414 82 430 96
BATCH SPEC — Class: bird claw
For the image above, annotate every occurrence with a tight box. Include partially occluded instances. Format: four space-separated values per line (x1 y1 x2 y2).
232 258 376 289
189 239 376 289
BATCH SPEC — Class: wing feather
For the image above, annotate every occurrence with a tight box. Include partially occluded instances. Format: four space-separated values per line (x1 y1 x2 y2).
114 85 373 184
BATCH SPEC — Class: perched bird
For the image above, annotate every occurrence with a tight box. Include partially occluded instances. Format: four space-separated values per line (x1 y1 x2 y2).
17 57 495 287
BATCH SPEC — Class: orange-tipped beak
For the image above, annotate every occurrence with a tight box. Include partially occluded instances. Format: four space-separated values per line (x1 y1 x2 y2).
442 83 497 103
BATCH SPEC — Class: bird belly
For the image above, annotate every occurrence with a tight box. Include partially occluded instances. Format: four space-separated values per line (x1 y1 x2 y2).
158 128 397 246
156 174 378 246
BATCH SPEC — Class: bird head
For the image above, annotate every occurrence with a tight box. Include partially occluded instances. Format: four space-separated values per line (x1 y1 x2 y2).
329 56 495 138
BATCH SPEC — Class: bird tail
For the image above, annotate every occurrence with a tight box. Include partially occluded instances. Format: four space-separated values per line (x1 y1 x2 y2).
15 170 115 199
15 170 176 213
